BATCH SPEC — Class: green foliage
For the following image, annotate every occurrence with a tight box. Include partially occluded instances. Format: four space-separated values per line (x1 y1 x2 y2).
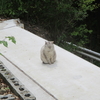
71 24 93 46
6 36 16 44
0 40 8 47
0 0 99 47
0 36 16 47
0 36 16 55
0 0 27 17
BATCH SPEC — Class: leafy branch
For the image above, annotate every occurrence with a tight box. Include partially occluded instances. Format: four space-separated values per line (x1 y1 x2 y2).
6 36 16 44
0 40 8 47
0 36 16 55
0 36 16 47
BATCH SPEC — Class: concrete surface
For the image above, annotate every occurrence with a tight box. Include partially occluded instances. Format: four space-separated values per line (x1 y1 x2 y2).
0 25 100 100
0 19 24 30
0 55 56 100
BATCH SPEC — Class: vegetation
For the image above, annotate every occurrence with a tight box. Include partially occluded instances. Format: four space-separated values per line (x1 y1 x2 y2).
0 36 16 55
1 0 99 48
0 36 16 47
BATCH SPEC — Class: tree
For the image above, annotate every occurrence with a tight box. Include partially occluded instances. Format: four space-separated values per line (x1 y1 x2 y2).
0 0 99 47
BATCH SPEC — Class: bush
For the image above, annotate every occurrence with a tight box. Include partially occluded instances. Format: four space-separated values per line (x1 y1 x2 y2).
0 0 98 47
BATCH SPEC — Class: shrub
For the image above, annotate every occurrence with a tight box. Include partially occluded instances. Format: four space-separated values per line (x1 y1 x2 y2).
0 0 98 47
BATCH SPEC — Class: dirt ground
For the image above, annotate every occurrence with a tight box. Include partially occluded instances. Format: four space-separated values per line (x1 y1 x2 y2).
0 76 20 100
22 20 51 41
